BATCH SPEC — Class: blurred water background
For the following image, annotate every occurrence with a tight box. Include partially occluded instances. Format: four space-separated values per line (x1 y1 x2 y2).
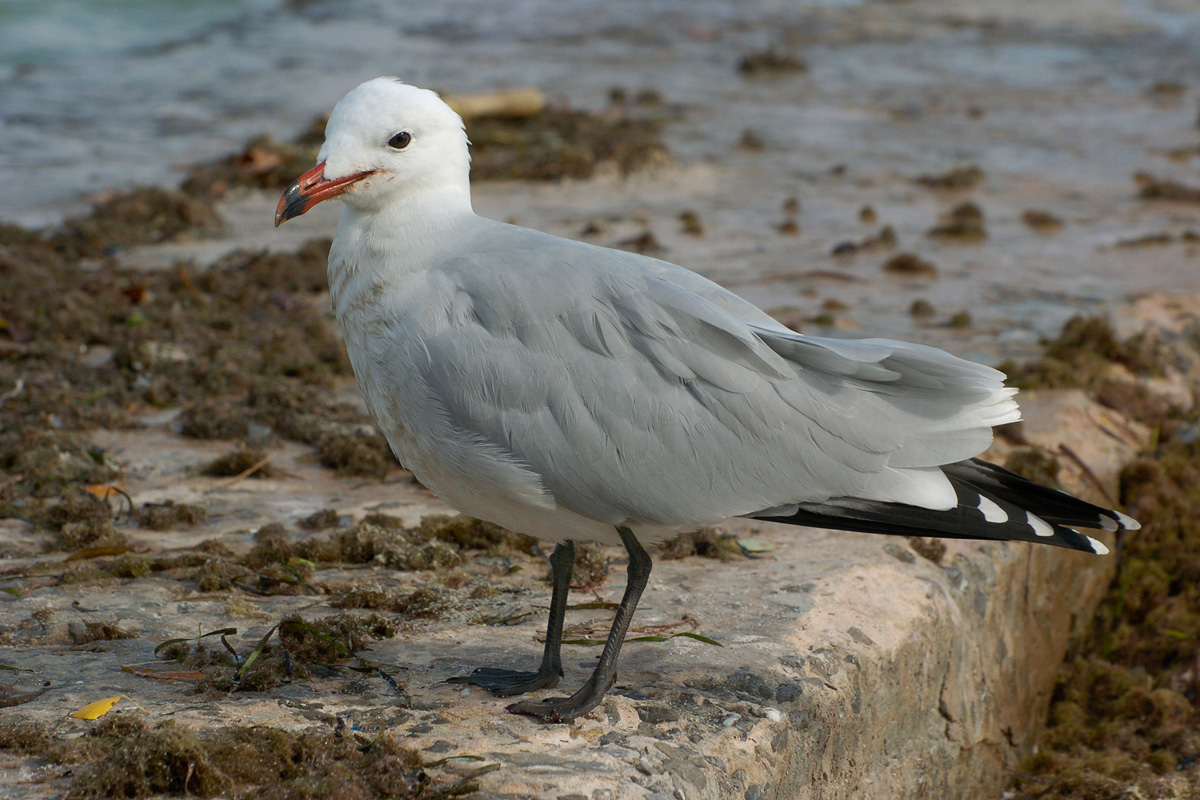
2 0 1200 358
1 0 849 225
3 0 1197 227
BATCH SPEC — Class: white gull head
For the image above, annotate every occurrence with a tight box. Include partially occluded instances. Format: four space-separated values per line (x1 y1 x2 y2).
275 77 470 225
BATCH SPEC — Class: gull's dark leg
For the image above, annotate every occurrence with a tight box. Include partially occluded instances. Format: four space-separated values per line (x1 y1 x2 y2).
508 525 652 723
447 540 574 696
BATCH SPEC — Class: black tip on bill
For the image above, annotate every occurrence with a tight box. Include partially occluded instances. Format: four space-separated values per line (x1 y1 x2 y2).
274 178 308 227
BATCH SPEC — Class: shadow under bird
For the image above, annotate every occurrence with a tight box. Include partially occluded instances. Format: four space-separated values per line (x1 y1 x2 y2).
275 77 1139 723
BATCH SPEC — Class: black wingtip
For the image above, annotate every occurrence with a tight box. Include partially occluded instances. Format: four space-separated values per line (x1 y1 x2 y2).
754 457 1135 555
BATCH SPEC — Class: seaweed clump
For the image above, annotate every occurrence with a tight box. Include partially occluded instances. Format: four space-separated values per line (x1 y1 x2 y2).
467 105 668 181
217 513 534 596
333 584 466 621
737 49 808 76
50 187 224 259
882 252 938 278
566 544 610 589
133 500 208 530
0 430 122 531
302 514 524 569
999 315 1166 392
1135 172 1200 203
203 447 274 479
1013 433 1200 799
1022 209 1064 233
658 527 742 561
913 165 984 190
999 309 1200 798
0 219 395 527
181 93 671 189
831 225 896 257
35 490 124 551
182 124 326 200
926 201 986 242
68 620 138 644
0 714 479 800
169 612 397 694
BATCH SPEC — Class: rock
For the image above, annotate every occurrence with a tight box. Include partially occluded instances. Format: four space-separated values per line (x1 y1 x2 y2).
0 342 1148 800
636 705 681 725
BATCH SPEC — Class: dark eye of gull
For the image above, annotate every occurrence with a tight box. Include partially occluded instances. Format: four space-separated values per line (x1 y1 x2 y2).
388 131 412 150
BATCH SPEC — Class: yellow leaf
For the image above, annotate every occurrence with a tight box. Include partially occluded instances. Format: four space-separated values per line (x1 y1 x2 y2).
69 695 147 720
84 483 127 501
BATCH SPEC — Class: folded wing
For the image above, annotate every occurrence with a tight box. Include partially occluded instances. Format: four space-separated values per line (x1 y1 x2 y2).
419 226 1023 530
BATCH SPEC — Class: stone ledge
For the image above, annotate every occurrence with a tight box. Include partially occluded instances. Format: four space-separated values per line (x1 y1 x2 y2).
388 392 1145 799
0 391 1145 800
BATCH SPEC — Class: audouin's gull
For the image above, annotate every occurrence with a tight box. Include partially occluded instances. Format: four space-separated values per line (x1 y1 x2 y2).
275 77 1139 723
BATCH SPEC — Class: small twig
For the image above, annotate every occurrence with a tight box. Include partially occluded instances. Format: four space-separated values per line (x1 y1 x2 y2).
559 615 701 641
637 615 700 636
215 454 274 490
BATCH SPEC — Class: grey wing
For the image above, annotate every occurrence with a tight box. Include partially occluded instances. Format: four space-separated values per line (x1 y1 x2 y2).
420 245 1017 529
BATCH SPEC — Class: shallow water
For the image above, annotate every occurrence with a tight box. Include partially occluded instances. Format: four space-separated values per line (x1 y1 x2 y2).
3 0 1200 359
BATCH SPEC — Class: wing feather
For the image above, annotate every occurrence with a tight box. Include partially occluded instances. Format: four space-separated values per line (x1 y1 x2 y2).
414 222 1017 528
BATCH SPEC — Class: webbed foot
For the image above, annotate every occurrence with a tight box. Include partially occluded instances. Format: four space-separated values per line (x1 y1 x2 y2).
447 666 560 697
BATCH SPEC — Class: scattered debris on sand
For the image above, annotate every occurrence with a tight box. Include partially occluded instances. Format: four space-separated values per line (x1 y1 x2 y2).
912 164 985 190
947 310 972 328
882 251 938 278
927 201 986 242
1114 230 1200 248
203 447 275 480
1135 172 1200 203
0 714 487 800
906 537 945 565
738 128 766 150
182 129 326 202
133 500 209 530
832 225 896 256
737 49 808 76
678 209 704 236
999 315 1166 391
909 298 936 319
466 101 669 181
657 527 742 561
179 91 670 199
1021 209 1064 233
52 188 225 259
618 230 665 254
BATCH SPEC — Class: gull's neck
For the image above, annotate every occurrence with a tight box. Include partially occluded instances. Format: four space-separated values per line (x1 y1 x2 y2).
329 181 476 310
350 181 474 260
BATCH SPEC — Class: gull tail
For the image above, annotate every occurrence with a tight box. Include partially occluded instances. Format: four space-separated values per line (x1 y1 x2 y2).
754 458 1138 556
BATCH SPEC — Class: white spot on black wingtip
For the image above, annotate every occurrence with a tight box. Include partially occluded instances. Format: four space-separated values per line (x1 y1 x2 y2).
1086 536 1110 555
1115 511 1141 531
977 496 1008 523
1026 511 1054 537
1099 515 1118 532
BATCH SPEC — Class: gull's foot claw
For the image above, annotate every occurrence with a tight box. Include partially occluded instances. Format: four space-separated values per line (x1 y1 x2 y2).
446 667 559 697
505 674 614 722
